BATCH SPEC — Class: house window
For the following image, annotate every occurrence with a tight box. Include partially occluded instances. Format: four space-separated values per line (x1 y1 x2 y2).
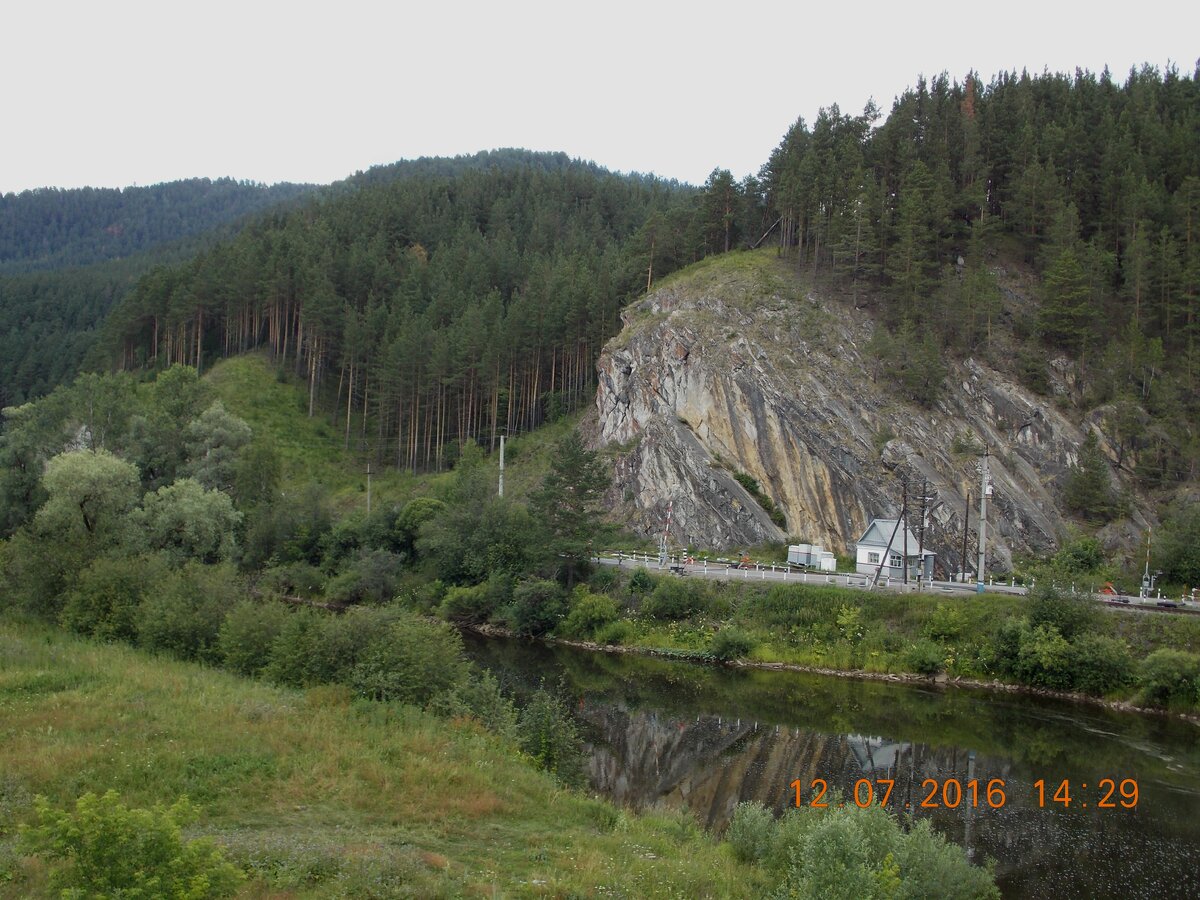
889 554 903 569
867 552 880 564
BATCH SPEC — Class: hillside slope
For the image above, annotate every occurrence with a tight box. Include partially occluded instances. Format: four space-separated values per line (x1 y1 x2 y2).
594 251 1137 573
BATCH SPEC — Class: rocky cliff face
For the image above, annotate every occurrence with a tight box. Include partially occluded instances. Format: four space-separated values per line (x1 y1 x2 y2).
594 252 1120 573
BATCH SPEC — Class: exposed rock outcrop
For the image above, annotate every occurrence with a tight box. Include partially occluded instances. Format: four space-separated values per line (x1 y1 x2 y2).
594 253 1121 573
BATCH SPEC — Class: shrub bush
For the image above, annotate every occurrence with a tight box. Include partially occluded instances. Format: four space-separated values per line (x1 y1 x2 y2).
60 554 168 642
218 600 290 676
1013 623 1074 690
262 608 324 687
1066 633 1135 696
350 615 471 705
642 578 703 621
505 580 567 637
439 583 494 624
1027 583 1095 640
517 687 585 786
1139 649 1200 708
20 791 244 899
710 628 756 661
560 590 620 639
258 561 325 598
769 804 998 898
628 569 655 596
137 563 242 662
306 605 406 684
727 801 775 863
594 620 635 645
426 669 518 739
324 549 404 606
905 639 946 676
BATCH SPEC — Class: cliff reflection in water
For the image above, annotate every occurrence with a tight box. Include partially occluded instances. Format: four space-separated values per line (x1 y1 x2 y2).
464 633 1200 899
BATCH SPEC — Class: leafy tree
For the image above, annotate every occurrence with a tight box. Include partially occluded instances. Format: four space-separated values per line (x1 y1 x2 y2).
529 431 610 587
183 400 253 493
138 478 242 564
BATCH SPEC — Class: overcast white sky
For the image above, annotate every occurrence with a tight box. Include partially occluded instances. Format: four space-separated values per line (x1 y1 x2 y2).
3 1 1197 194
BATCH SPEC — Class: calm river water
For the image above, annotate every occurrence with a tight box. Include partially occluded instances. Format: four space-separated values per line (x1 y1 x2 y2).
463 633 1200 899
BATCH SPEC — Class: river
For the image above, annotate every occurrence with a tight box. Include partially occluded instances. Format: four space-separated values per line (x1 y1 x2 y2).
463 633 1200 899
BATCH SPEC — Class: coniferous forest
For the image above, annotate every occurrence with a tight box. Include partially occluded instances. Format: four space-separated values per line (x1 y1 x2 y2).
0 178 315 404
74 66 1200 491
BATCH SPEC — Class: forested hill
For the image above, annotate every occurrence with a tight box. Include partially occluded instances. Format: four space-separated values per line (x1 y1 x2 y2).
86 64 1200 498
0 177 315 274
98 158 699 470
0 178 318 405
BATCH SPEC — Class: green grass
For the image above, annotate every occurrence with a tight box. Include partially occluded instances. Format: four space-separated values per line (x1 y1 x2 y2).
0 614 768 898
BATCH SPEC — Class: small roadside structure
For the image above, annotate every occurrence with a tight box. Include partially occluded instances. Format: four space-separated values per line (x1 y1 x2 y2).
787 543 837 571
855 519 935 580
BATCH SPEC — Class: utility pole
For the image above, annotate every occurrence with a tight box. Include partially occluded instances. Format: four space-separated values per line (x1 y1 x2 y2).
902 479 909 586
366 461 372 515
658 499 673 568
916 478 929 588
498 433 505 498
977 449 990 594
960 491 971 584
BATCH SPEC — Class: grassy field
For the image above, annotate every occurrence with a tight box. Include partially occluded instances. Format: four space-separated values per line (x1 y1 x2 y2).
0 614 767 898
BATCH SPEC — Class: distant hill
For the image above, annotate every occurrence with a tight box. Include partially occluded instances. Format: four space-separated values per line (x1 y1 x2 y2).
0 178 318 404
0 177 315 274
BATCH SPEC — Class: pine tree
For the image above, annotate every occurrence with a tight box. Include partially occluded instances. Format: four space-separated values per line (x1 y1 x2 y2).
529 432 610 588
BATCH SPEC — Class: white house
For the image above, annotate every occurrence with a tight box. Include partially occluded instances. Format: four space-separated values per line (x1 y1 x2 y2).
855 519 936 579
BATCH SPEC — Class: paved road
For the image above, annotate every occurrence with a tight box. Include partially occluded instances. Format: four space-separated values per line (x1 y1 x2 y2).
596 553 1025 596
598 553 1200 614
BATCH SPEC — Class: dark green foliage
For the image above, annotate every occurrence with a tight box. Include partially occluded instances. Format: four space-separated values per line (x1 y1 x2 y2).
60 554 170 643
1051 536 1106 574
628 569 655 595
559 590 620 639
426 669 519 738
1139 649 1200 707
241 485 333 570
1063 431 1120 522
438 582 495 625
641 578 704 621
19 790 245 899
349 615 471 705
1027 583 1096 640
323 549 404 605
709 628 756 661
218 601 291 676
261 609 325 687
1158 504 1200 588
733 473 787 528
529 432 610 588
416 443 537 585
258 562 325 598
727 801 998 898
136 563 243 662
1066 634 1135 695
517 687 585 786
905 639 946 676
867 319 947 407
505 580 567 637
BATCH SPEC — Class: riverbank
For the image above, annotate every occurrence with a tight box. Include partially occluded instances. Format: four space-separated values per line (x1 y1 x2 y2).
0 615 770 897
466 615 1200 728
